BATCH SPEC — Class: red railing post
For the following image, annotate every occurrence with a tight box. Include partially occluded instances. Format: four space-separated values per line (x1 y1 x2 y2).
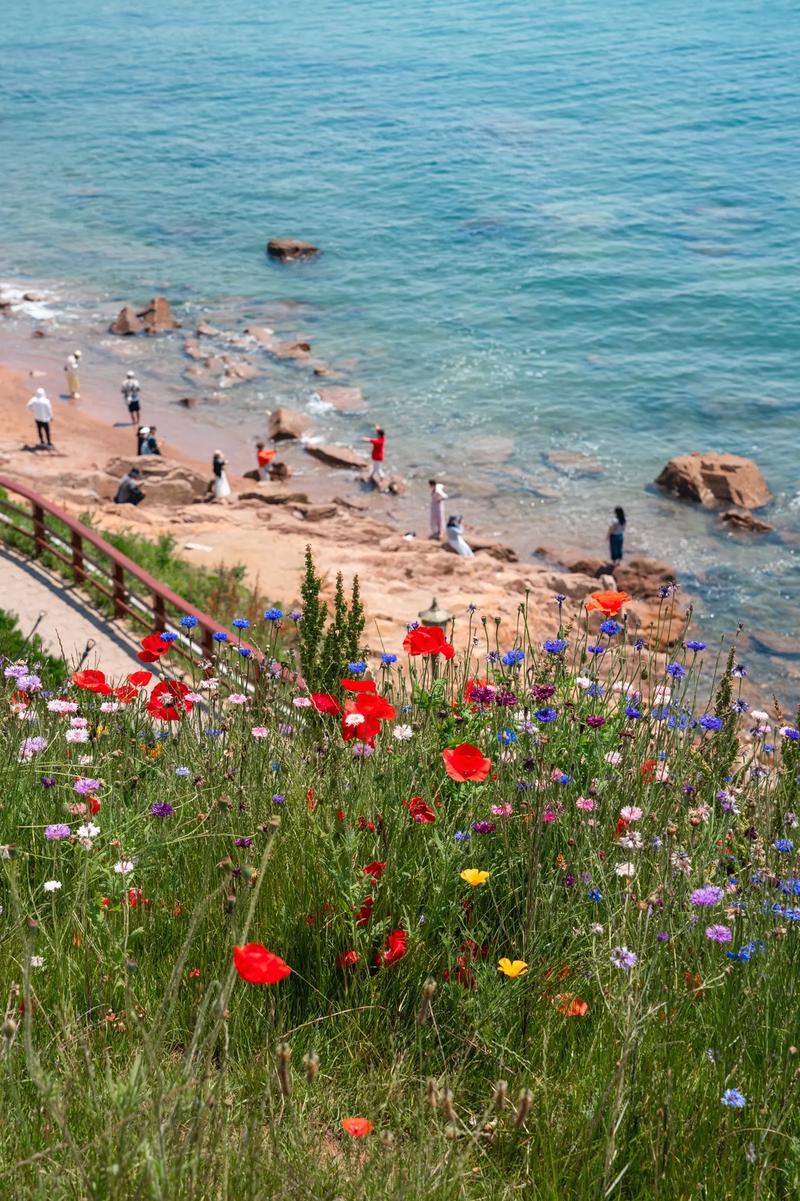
112 563 126 618
202 626 214 661
71 529 86 583
32 503 46 557
153 592 166 632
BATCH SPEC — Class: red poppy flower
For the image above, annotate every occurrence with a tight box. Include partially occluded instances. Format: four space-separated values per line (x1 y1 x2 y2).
307 787 317 813
336 949 360 969
341 1117 373 1137
555 993 589 1017
113 685 140 704
376 928 408 967
613 817 630 840
146 679 192 722
353 693 397 721
341 703 382 745
233 943 292 985
362 861 387 882
585 591 632 618
355 895 374 927
128 670 152 687
640 758 657 783
71 669 112 696
310 693 341 715
89 796 101 816
340 679 378 694
442 743 492 783
404 795 436 824
137 632 171 663
403 626 455 660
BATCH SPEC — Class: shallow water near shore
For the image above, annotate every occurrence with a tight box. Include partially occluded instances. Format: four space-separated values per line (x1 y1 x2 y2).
2 0 800 683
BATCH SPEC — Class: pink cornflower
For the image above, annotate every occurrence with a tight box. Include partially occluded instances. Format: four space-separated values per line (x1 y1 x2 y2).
576 797 595 812
227 693 248 705
605 751 622 766
620 806 642 822
66 729 89 744
292 696 312 708
491 803 513 817
705 924 733 943
251 726 268 739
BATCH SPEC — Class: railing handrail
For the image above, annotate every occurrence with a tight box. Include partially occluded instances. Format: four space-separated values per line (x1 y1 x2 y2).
0 473 258 661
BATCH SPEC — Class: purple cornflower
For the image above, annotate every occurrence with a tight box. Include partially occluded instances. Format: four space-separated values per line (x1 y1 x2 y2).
235 837 254 848
705 924 733 944
151 802 174 818
4 664 29 679
656 932 670 942
543 639 567 655
532 684 556 701
610 946 638 970
40 775 57 788
732 664 747 678
74 777 102 795
470 685 496 705
45 824 71 841
289 610 303 621
585 715 606 729
691 885 724 907
454 830 471 842
20 736 48 758
17 674 42 693
272 794 286 805
494 689 518 708
666 662 686 680
472 821 496 835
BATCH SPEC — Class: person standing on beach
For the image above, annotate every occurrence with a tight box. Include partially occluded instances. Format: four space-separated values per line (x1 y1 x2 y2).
64 350 81 399
212 450 231 500
121 370 141 425
140 426 161 456
429 479 448 539
27 387 54 448
608 507 626 566
363 425 385 487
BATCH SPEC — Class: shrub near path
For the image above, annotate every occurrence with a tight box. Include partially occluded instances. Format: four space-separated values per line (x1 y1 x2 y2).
1 575 800 1201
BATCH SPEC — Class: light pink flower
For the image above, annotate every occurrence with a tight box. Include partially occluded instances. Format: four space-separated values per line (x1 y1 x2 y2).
620 806 642 821
576 796 595 812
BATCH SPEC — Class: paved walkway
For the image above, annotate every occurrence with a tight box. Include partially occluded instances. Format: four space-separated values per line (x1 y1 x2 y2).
1 546 145 677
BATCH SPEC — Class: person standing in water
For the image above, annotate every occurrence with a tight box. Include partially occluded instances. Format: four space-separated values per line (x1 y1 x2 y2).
429 479 448 539
212 450 231 500
608 507 626 566
121 371 141 425
363 425 385 487
27 387 53 448
446 514 474 558
64 350 81 399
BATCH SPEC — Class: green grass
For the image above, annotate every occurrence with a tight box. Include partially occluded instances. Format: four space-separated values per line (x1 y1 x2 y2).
0 608 66 691
1 592 799 1200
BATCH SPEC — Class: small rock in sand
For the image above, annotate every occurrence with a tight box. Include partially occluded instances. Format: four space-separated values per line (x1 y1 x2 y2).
266 238 320 261
543 450 604 478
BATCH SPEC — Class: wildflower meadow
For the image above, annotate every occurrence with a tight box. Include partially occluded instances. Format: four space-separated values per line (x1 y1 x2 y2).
2 556 799 1200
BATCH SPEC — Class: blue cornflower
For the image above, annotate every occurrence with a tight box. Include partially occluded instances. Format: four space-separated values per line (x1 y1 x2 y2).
272 794 286 805
232 618 251 630
732 663 747 678
587 644 605 655
543 638 567 655
587 888 603 902
774 838 794 854
778 878 800 896
726 942 756 962
658 584 673 599
235 647 251 658
347 661 367 675
205 728 222 737
264 608 284 621
600 619 622 637
212 631 229 643
535 707 558 723
585 683 604 698
731 699 749 714
721 1089 747 1109
501 649 525 667
632 638 645 651
497 729 517 746
686 640 706 652
381 653 398 666
180 616 199 630
668 713 692 732
486 650 500 664
651 706 671 721
665 662 686 679
289 610 303 621
625 705 641 720
554 593 566 605
175 767 191 776
699 715 723 731
454 830 471 843
270 761 280 773
783 728 800 741
159 631 178 643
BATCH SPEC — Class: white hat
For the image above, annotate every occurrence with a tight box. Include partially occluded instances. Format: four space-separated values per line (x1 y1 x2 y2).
36 387 47 398
73 350 82 359
126 369 135 378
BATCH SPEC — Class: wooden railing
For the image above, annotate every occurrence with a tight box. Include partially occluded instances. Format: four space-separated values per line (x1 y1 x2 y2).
0 475 258 667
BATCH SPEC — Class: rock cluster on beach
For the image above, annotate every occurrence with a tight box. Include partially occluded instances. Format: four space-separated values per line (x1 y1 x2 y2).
110 296 180 336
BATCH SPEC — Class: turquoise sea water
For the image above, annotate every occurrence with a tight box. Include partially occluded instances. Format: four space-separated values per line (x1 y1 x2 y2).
2 0 800 674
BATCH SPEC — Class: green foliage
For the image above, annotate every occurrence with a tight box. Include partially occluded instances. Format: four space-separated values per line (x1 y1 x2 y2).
299 547 366 691
0 607 66 689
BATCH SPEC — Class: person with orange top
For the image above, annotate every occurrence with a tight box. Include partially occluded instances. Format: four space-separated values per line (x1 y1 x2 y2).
256 440 276 480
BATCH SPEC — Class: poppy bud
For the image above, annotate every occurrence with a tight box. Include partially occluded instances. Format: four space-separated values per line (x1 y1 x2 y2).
26 917 40 935
224 895 236 915
216 856 234 872
1 1018 18 1042
417 977 437 1025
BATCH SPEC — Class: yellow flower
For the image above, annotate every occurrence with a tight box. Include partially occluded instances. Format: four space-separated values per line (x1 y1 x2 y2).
460 869 490 887
498 958 528 979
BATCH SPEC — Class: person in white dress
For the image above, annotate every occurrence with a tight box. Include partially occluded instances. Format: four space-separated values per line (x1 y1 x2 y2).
446 514 474 558
429 479 448 539
212 451 231 500
27 387 54 447
64 350 81 399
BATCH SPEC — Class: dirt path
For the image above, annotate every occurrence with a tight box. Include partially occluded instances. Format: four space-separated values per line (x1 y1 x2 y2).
1 545 144 677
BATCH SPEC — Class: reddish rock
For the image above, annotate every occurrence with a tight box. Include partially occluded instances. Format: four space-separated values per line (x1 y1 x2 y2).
183 338 205 360
196 320 220 337
245 325 275 345
223 359 259 383
655 452 771 510
109 305 143 335
312 386 366 414
137 296 180 334
719 509 774 534
268 407 312 441
272 340 312 361
304 444 368 471
266 238 320 261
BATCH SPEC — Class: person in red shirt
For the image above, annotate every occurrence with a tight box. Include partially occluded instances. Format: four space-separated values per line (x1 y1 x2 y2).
256 440 276 480
363 425 385 487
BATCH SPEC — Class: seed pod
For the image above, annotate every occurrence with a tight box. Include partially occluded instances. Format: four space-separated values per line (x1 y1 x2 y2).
514 1088 533 1129
380 1131 395 1152
417 977 437 1024
276 1042 292 1098
491 1080 508 1111
224 894 236 915
442 1089 456 1123
426 1077 439 1108
303 1051 319 1084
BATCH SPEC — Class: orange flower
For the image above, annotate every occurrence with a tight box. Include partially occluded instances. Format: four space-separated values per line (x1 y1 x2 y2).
555 992 589 1017
586 590 632 617
341 1117 373 1137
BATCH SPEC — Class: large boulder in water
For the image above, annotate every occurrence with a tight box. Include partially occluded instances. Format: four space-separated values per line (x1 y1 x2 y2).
304 443 368 471
655 452 771 510
268 407 312 441
266 238 319 261
109 305 143 335
137 296 181 334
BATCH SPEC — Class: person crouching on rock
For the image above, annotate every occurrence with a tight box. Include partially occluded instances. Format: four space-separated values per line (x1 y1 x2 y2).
122 370 141 425
363 425 385 487
256 440 276 480
114 467 145 506
446 514 474 558
27 387 54 448
608 507 626 566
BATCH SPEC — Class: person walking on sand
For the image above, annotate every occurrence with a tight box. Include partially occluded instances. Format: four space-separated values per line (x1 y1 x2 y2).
212 450 231 500
429 479 448 539
256 440 276 480
608 506 626 566
140 426 161 456
363 425 386 487
27 387 54 448
121 370 141 425
64 350 81 399
446 513 474 558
